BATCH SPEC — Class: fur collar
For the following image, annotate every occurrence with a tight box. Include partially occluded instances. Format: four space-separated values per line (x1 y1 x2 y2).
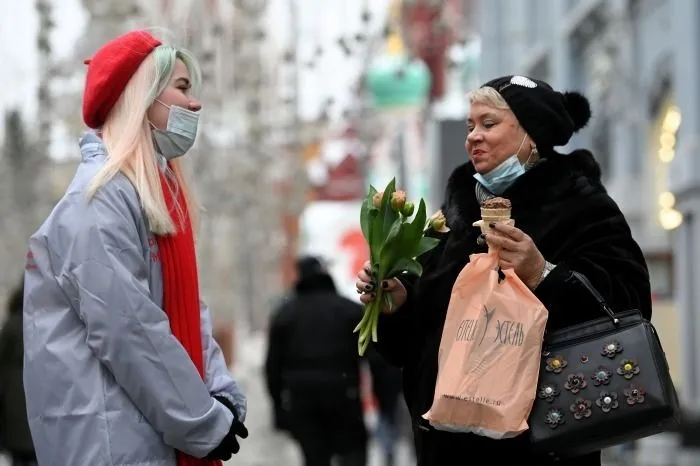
441 149 604 233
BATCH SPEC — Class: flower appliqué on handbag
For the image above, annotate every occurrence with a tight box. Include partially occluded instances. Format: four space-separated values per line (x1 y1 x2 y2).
591 366 613 386
565 373 587 394
570 398 593 420
538 384 561 403
617 359 640 380
602 341 623 359
624 385 646 405
545 408 566 429
545 355 567 374
595 391 619 413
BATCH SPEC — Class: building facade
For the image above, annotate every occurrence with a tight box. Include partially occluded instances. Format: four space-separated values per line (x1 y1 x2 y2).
477 0 700 408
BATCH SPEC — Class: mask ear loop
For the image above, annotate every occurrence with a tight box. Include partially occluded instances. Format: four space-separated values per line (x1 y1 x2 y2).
515 133 529 164
148 99 170 131
523 146 535 165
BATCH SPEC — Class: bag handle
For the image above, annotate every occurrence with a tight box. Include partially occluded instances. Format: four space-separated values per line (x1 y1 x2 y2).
570 270 620 325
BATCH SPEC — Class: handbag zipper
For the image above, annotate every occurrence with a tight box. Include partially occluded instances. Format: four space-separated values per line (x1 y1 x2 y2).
543 320 639 352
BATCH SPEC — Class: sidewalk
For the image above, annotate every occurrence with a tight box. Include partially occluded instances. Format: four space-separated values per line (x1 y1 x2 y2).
0 331 411 466
0 330 635 466
224 331 301 466
226 330 415 466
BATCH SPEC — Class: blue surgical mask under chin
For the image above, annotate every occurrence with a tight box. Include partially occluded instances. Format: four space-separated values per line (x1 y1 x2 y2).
472 136 528 195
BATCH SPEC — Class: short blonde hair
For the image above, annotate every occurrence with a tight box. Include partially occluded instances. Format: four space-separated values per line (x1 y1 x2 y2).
467 86 510 110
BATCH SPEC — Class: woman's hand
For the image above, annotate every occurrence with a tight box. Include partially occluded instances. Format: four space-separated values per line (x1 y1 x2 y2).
355 261 407 313
484 222 545 289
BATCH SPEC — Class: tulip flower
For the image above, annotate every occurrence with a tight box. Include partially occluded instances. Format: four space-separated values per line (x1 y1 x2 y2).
355 179 440 355
390 191 406 212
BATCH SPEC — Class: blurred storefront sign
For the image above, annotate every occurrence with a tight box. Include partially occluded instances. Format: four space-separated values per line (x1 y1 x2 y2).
297 200 368 301
307 128 365 202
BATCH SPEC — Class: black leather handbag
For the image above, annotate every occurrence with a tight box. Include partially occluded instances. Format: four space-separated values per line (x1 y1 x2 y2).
528 271 681 457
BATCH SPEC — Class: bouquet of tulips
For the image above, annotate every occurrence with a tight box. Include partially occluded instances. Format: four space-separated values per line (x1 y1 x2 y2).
354 179 441 355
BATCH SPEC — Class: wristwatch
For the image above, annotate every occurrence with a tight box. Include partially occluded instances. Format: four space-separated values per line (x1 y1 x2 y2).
534 261 557 290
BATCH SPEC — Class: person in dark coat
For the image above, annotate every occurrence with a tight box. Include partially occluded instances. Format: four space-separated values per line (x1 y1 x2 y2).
355 75 651 466
265 256 369 466
0 277 36 466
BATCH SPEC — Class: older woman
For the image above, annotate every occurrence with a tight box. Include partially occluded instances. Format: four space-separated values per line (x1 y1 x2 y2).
23 30 247 466
355 75 651 465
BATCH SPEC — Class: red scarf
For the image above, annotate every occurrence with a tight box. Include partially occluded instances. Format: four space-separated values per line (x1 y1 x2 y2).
156 170 222 466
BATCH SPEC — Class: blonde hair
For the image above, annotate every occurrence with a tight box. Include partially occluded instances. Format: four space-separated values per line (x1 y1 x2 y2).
467 86 510 110
86 44 202 236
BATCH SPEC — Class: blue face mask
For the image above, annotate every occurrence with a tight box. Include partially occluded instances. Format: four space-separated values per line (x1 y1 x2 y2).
150 99 200 160
473 135 528 195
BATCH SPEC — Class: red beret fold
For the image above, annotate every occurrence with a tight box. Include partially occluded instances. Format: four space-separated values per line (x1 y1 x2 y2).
82 30 162 129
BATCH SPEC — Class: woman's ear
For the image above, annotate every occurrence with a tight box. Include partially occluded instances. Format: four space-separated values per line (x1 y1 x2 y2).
528 136 536 152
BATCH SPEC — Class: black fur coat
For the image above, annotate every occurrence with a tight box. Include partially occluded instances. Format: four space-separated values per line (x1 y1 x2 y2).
373 149 651 466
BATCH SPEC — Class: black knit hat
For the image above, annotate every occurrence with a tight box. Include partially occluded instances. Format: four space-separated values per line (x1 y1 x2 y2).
481 75 592 150
296 256 329 281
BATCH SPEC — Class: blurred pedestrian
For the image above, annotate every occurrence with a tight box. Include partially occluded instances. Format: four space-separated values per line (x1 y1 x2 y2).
0 277 36 466
23 29 247 466
265 256 370 466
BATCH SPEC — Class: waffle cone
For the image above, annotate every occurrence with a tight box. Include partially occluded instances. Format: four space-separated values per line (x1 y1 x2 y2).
472 218 515 235
480 207 512 218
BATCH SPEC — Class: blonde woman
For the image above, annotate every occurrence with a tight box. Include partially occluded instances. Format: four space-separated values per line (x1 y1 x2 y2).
355 75 650 465
23 30 247 466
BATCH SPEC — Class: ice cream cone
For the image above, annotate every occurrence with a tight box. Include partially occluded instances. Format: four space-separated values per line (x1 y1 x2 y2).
480 207 511 219
473 197 513 247
472 218 515 235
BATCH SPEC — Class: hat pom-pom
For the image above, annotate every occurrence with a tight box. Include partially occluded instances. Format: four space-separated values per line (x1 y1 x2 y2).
563 91 591 131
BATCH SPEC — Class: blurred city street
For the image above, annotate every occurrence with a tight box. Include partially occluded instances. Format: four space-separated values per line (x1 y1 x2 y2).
0 331 417 466
224 331 416 466
1 331 415 466
223 332 632 466
0 328 688 466
220 332 639 466
4 0 700 464
0 334 410 466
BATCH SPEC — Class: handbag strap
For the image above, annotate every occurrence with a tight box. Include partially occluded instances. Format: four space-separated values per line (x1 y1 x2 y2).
570 270 620 325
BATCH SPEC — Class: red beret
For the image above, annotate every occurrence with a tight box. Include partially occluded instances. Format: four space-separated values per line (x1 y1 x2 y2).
82 30 162 129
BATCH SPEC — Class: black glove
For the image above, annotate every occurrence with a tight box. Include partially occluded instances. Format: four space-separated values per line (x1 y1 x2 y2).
206 396 249 461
